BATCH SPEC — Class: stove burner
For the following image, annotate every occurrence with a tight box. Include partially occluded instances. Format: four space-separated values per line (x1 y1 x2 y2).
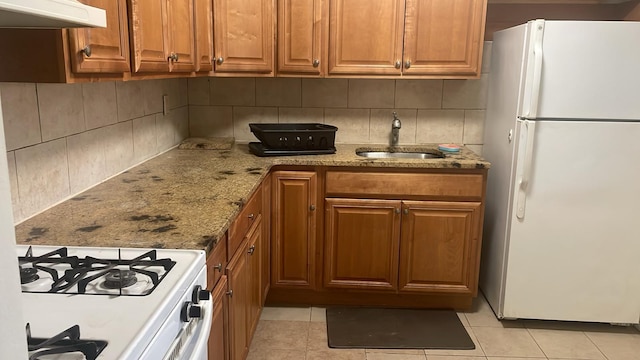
20 267 39 284
103 269 138 289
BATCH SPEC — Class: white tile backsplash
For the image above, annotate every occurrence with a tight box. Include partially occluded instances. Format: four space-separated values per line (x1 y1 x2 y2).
256 78 302 107
324 108 370 143
14 139 70 221
67 129 106 194
133 114 158 163
82 82 118 130
233 107 279 142
348 79 395 109
416 110 465 144
370 109 417 145
0 83 41 151
302 79 348 108
37 83 85 141
5 79 187 222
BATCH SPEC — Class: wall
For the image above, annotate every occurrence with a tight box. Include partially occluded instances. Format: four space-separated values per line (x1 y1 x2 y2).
0 79 189 223
187 42 492 155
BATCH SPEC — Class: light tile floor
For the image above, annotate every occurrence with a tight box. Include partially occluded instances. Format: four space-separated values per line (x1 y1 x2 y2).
247 294 640 360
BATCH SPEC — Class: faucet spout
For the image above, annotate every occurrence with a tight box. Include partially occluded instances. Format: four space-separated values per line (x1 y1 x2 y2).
391 112 402 146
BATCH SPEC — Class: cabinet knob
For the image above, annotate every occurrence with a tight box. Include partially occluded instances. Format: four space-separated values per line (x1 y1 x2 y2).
403 208 409 215
312 59 320 67
394 208 400 214
168 53 178 62
404 60 411 69
394 60 401 69
81 45 92 58
310 204 316 211
248 213 255 220
248 245 256 255
226 289 233 297
216 57 224 65
213 263 222 272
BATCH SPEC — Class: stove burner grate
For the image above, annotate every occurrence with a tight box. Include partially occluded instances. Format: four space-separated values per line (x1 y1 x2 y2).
26 323 107 360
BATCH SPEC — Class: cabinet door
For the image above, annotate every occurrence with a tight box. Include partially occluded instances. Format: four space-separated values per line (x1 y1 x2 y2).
69 0 130 73
167 0 196 72
272 171 317 289
260 174 271 304
194 0 214 72
213 0 274 74
246 216 263 339
328 0 405 75
208 275 228 360
402 0 486 76
129 0 170 72
324 198 401 290
278 0 326 76
399 201 482 294
226 244 249 360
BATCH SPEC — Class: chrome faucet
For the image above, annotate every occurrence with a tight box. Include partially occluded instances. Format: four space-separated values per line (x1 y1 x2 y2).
391 112 402 146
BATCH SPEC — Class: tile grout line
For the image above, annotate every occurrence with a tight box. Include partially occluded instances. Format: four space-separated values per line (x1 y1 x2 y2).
583 331 612 360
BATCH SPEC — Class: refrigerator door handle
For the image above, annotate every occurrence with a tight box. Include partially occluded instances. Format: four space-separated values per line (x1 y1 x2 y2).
523 20 545 119
516 120 536 219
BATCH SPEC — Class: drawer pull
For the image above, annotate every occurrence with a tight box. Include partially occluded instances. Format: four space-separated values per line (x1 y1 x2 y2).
226 289 233 297
248 245 256 255
213 263 222 272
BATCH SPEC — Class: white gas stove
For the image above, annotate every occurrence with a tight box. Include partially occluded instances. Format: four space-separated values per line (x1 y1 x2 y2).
16 245 211 360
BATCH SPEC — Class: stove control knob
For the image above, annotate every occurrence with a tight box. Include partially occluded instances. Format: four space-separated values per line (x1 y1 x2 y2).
191 285 210 304
181 302 203 322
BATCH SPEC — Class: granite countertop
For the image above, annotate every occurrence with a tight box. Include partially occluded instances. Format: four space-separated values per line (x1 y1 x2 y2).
14 143 489 253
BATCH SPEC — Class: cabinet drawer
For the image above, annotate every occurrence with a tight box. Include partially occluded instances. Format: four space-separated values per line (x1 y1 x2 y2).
325 171 484 199
207 234 227 290
228 187 263 257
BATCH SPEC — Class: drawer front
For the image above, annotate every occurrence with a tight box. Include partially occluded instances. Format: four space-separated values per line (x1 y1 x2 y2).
325 171 484 199
228 187 263 257
207 234 227 290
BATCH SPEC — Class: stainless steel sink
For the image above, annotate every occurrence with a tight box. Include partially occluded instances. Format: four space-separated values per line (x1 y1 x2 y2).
356 150 444 159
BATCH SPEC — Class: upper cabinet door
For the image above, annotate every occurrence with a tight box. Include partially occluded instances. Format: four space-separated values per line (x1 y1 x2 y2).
328 0 405 75
68 0 130 73
213 0 275 74
277 0 326 76
167 0 196 72
402 0 486 76
194 0 214 72
128 0 170 72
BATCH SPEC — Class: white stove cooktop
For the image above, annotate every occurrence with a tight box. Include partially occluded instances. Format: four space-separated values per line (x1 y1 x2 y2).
16 245 206 360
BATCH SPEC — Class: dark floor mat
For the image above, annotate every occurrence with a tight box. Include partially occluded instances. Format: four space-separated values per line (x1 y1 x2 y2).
326 307 475 350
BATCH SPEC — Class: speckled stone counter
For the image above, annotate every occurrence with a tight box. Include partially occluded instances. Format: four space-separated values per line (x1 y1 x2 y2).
14 144 489 253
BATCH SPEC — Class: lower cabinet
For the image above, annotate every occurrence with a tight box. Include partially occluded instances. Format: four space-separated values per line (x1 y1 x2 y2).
324 198 401 290
324 198 482 294
399 201 482 294
209 275 228 360
271 171 317 289
226 215 264 360
226 240 249 360
324 198 481 294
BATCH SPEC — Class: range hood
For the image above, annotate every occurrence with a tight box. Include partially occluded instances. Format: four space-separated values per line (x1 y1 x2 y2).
0 0 106 28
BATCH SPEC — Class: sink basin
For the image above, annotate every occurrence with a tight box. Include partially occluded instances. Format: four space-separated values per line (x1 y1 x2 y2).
356 150 444 159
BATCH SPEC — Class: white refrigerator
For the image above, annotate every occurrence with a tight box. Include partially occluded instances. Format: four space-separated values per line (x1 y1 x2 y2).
481 19 640 324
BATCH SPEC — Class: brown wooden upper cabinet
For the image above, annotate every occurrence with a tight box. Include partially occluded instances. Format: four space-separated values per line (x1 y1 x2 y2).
277 0 328 77
69 0 131 74
328 0 487 77
213 0 275 75
194 0 214 72
128 0 196 73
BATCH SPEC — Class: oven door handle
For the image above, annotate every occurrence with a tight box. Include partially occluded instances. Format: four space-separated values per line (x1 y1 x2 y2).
188 296 214 359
